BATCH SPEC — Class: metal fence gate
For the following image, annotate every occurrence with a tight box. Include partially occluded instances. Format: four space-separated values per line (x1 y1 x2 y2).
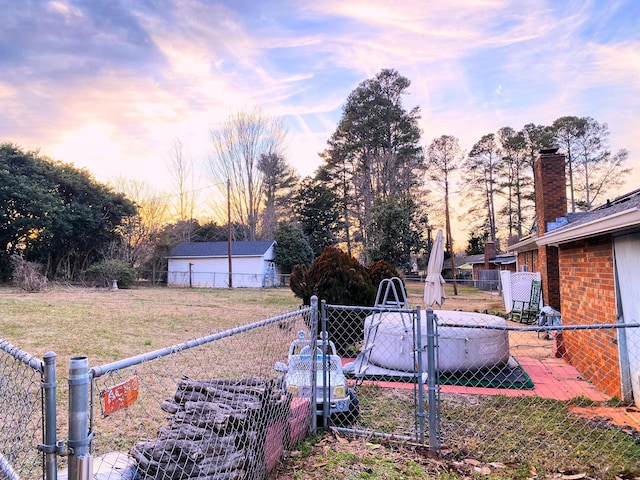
1 304 317 480
319 299 441 450
85 306 315 480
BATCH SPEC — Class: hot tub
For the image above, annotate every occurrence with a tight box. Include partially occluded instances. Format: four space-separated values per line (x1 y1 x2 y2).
364 310 510 372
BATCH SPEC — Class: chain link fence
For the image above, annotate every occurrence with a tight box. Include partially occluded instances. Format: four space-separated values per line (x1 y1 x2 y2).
320 300 640 478
161 271 289 289
3 290 640 479
86 306 314 480
0 340 45 480
442 320 640 477
319 303 433 443
136 270 293 289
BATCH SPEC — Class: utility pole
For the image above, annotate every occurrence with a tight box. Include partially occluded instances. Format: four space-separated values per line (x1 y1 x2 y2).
445 186 458 296
227 179 233 288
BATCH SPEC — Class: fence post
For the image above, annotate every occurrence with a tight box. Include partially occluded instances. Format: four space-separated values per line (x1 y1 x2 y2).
68 357 92 480
414 306 426 444
42 352 59 480
425 308 440 452
310 296 319 434
319 299 330 431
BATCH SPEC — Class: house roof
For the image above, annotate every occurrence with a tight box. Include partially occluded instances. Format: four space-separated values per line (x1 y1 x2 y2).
507 234 538 253
167 240 276 258
538 191 640 246
509 190 640 251
466 253 516 265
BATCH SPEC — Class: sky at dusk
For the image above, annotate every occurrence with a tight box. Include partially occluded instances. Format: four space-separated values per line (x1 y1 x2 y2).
2 0 640 229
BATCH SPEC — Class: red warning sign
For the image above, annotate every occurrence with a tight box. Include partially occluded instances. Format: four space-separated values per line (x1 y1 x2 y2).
103 376 139 416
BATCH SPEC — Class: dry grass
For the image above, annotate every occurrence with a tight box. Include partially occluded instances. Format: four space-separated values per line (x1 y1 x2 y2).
0 284 303 366
0 281 503 367
403 281 505 314
0 283 309 476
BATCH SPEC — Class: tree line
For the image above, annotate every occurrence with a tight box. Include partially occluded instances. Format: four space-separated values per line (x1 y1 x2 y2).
0 69 631 283
271 69 630 272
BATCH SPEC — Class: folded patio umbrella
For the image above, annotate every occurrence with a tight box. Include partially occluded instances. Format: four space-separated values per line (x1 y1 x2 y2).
423 229 446 308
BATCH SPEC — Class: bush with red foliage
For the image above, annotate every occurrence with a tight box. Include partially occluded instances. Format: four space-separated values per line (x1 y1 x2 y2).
289 264 311 305
290 246 376 356
367 260 403 292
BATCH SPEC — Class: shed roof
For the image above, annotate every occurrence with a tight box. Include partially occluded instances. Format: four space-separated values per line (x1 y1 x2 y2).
167 240 276 258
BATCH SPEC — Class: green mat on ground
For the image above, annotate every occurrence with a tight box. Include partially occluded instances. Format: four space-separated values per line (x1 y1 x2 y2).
344 357 535 390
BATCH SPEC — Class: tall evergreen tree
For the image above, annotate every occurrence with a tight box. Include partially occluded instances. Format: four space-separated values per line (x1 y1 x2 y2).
274 221 313 274
426 135 463 295
258 153 298 239
462 133 502 241
293 172 343 257
365 193 426 271
522 124 555 165
497 126 534 241
551 116 584 213
321 69 424 260
557 117 630 210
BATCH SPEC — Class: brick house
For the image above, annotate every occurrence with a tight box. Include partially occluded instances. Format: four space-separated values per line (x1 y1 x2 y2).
509 149 640 405
468 241 517 281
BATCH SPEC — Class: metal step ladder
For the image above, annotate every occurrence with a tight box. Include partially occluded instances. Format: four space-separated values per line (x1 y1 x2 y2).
354 277 411 384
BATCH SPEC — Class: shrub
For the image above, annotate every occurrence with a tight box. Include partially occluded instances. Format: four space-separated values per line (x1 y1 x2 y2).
367 260 403 291
291 246 375 356
289 264 311 305
85 260 137 288
10 255 47 292
305 247 375 307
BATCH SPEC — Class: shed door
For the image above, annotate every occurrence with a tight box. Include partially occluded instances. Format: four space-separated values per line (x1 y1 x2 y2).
614 232 640 406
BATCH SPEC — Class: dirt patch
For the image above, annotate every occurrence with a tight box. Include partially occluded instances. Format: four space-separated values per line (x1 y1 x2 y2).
569 405 640 433
268 429 512 480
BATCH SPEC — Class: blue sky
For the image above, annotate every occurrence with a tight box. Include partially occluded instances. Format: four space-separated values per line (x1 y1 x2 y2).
2 0 639 210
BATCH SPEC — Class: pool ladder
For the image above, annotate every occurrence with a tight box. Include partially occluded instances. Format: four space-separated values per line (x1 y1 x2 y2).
354 277 411 384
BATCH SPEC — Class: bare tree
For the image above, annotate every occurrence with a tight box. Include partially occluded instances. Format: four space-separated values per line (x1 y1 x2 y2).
10 254 47 292
427 135 463 296
209 109 287 241
166 138 198 222
110 177 170 268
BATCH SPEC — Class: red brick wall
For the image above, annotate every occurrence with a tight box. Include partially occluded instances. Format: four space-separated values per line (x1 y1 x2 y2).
558 235 622 398
540 245 561 310
484 241 496 268
516 251 538 272
502 263 517 273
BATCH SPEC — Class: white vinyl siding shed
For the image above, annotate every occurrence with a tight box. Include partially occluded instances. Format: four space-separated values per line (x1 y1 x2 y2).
166 240 278 288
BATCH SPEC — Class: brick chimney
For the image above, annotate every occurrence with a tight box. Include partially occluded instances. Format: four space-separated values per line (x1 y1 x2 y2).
484 240 496 269
533 148 566 310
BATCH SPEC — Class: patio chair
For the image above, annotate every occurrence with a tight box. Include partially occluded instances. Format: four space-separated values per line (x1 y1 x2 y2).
511 279 542 324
